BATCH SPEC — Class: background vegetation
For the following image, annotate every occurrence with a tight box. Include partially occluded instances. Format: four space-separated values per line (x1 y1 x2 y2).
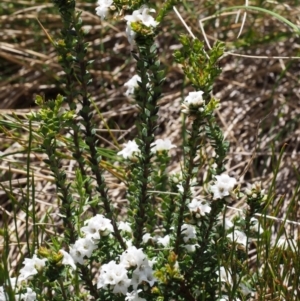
0 0 300 299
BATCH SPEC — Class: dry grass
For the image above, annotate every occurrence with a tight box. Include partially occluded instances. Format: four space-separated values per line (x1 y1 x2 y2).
0 0 300 295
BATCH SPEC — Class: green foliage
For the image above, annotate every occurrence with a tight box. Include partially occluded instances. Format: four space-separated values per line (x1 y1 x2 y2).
1 1 300 301
174 36 224 96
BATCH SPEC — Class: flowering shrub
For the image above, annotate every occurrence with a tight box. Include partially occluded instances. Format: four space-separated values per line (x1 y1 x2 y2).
1 0 300 301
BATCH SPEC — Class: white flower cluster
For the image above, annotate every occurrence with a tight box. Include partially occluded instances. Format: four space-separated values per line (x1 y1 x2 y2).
3 214 155 299
118 140 141 160
96 0 158 45
118 138 176 160
97 261 130 294
97 246 156 297
222 215 264 249
0 255 45 301
70 214 113 264
124 6 158 44
144 223 199 253
210 174 237 200
19 254 47 281
181 91 205 114
1 216 114 301
150 138 176 153
69 237 97 265
81 214 113 239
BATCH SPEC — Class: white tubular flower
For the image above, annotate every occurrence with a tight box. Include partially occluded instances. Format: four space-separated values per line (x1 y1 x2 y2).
69 237 97 264
131 259 156 290
176 184 184 193
8 277 21 289
0 286 7 301
97 261 130 295
217 266 233 286
142 233 152 243
227 230 247 248
19 255 47 281
181 224 196 243
138 7 158 27
124 239 133 248
157 235 170 247
124 75 141 96
117 140 140 160
239 282 252 296
125 26 137 45
95 0 113 20
15 287 37 301
112 279 132 295
217 216 234 230
184 91 204 106
120 246 147 268
224 218 234 230
124 8 142 24
250 217 264 234
276 236 298 252
210 174 237 200
119 247 157 290
181 91 204 114
81 214 113 240
151 138 176 153
118 221 132 233
59 250 76 270
125 289 146 301
188 198 211 217
184 244 199 253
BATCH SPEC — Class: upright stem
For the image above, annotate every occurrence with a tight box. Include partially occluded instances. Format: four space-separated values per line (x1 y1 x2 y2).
43 140 76 245
52 2 126 250
174 118 204 254
131 42 163 247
